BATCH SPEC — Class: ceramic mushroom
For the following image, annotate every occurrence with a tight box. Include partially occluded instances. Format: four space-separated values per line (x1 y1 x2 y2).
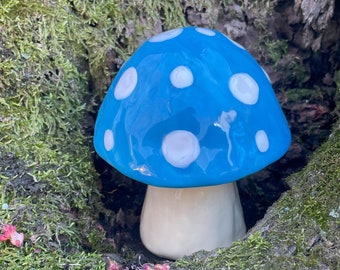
94 27 291 259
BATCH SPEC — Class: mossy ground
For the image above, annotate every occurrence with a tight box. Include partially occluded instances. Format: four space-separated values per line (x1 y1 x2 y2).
1 0 339 269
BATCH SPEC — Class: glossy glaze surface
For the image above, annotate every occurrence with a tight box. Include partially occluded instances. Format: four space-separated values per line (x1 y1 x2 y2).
94 27 291 188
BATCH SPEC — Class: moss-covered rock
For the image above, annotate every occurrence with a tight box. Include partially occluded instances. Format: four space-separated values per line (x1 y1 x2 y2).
0 0 108 267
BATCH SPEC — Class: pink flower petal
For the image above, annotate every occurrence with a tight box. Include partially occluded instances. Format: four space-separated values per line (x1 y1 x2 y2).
10 231 24 247
154 264 170 270
0 224 24 247
0 234 8 241
1 224 16 239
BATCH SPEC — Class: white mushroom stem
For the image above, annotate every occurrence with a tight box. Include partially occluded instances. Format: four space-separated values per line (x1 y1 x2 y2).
140 182 246 260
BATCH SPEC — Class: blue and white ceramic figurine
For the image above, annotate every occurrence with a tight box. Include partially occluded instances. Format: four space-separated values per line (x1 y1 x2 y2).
94 27 291 259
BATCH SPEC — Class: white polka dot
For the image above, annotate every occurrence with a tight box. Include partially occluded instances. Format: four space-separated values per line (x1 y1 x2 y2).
104 129 114 151
170 66 194 88
114 67 138 100
195 27 216 36
229 73 259 105
162 130 200 168
149 28 183 42
255 130 269 152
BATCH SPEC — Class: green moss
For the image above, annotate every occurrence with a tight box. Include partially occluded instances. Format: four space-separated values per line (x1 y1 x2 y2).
209 232 270 269
174 233 270 269
265 39 289 66
249 30 289 68
0 248 106 270
285 87 334 103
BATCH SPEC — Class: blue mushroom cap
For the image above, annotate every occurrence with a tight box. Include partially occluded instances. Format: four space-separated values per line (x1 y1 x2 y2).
94 27 291 188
